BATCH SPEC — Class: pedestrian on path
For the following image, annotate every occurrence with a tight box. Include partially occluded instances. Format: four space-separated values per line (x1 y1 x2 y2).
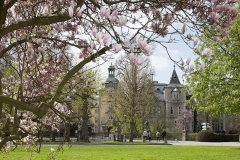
148 131 151 142
156 131 160 141
162 130 166 141
143 130 148 142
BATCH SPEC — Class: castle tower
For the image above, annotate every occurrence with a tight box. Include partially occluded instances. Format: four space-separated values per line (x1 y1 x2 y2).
164 65 186 130
97 64 119 135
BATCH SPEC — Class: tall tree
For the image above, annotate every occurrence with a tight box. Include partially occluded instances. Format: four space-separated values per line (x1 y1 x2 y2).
114 54 157 142
185 2 240 117
0 0 237 152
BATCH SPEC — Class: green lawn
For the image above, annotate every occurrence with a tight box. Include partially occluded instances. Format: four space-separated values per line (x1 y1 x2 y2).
1 145 240 160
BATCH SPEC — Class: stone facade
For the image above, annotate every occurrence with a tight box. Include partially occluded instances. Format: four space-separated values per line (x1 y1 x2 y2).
90 65 238 134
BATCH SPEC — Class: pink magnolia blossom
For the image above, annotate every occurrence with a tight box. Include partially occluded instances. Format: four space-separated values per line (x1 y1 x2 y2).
181 23 186 33
199 63 205 71
211 12 219 22
108 14 117 24
68 6 74 17
92 28 98 37
76 7 82 17
118 16 128 26
113 43 122 53
203 48 212 60
186 58 191 65
142 45 153 56
100 6 110 18
129 53 135 62
108 10 118 24
137 38 147 48
134 56 143 66
189 64 194 72
193 37 198 46
130 43 135 52
124 39 130 47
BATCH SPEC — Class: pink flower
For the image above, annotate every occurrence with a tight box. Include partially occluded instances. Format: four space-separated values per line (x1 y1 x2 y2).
137 38 147 49
211 12 219 22
108 14 117 24
142 45 153 56
181 23 186 33
189 64 194 72
102 33 110 45
68 6 74 17
113 43 122 53
130 43 135 52
124 39 130 47
193 37 198 46
95 32 109 46
203 48 212 60
199 63 205 71
108 10 118 24
76 7 82 17
186 58 191 65
118 16 127 26
134 56 143 66
129 53 135 62
100 6 110 18
92 28 98 37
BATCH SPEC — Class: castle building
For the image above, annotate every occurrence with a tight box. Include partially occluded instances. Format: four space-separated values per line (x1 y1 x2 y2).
90 64 237 135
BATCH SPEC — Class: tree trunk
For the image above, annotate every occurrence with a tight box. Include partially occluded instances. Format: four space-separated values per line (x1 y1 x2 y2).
129 121 134 142
64 122 70 142
80 106 89 142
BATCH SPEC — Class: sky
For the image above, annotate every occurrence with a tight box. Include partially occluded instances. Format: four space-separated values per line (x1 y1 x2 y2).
94 38 197 85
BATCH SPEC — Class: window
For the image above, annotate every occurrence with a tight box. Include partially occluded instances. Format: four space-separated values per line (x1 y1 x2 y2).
95 109 99 114
174 121 176 127
95 127 98 132
170 107 173 114
178 107 181 115
109 90 113 98
95 118 98 123
220 123 223 131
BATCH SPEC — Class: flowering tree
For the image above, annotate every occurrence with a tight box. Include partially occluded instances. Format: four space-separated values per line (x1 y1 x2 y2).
175 109 193 131
185 3 240 116
0 0 237 152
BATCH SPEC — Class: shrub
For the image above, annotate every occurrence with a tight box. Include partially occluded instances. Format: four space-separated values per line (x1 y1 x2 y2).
197 130 215 142
188 133 197 141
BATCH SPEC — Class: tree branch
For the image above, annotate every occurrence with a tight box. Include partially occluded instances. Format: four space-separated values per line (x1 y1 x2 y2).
0 16 70 38
50 46 111 104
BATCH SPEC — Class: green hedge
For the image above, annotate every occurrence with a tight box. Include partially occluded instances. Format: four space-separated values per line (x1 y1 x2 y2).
197 130 239 142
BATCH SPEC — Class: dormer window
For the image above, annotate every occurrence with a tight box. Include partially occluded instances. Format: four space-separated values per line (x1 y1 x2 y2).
157 88 160 91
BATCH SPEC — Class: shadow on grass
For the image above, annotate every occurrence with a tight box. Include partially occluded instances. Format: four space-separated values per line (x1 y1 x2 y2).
38 141 172 146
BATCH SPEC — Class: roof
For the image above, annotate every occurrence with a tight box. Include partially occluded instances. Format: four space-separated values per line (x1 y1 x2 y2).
169 68 181 84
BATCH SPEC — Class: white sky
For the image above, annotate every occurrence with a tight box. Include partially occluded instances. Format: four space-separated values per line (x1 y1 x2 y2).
91 39 197 85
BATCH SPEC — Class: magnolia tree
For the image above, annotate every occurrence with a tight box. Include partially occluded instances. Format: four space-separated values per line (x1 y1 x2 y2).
175 109 193 131
0 0 237 152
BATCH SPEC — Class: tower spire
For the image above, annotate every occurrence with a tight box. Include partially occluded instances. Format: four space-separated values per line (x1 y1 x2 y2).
169 64 181 84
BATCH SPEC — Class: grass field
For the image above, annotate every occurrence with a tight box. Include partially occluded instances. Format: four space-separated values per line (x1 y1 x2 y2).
0 144 240 160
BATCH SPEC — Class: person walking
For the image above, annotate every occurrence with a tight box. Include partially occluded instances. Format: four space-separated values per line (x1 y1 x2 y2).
162 130 166 141
142 130 148 142
156 131 160 141
148 131 152 142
